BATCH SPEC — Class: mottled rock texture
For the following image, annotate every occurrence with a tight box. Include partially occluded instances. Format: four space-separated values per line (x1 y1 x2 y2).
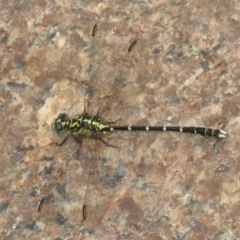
0 0 238 239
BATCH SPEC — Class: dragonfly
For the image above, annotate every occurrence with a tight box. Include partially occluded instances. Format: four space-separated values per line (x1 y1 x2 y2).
38 23 227 228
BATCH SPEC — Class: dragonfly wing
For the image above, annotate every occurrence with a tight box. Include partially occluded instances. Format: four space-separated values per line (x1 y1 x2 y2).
36 138 83 226
83 23 149 124
81 135 125 228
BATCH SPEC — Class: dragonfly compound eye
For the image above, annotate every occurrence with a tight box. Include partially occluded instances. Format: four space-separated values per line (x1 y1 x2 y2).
51 113 69 135
52 121 62 135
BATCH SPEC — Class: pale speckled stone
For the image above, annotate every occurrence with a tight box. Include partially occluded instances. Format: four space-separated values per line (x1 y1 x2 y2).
0 0 239 239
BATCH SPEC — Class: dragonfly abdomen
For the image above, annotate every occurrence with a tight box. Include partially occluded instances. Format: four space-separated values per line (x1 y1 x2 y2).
104 125 227 138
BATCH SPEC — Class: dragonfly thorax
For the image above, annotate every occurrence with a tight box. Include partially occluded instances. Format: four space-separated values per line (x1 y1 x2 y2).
52 113 110 136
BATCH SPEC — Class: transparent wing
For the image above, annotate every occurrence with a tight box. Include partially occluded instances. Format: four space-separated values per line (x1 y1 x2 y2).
84 23 149 124
81 134 125 228
35 138 84 227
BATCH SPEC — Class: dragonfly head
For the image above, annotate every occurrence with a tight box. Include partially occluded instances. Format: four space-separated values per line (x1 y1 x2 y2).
52 113 69 135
